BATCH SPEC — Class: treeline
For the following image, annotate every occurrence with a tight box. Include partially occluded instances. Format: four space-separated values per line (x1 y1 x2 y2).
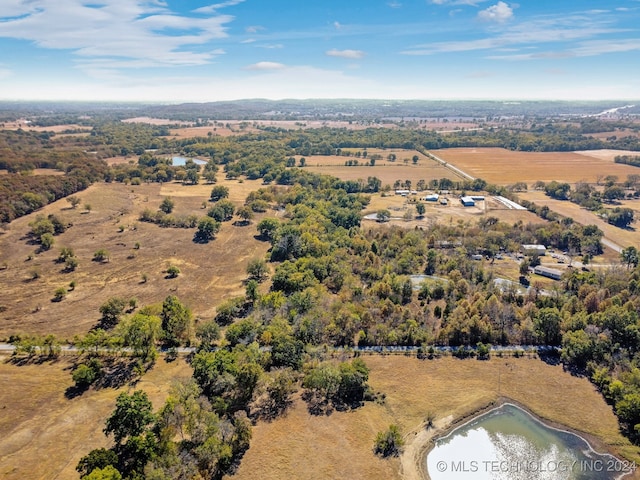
615 155 640 167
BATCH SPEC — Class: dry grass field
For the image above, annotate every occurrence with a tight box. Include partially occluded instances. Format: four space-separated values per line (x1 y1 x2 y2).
0 168 64 176
0 355 193 480
231 355 639 480
0 353 634 480
305 149 460 188
517 190 640 252
2 122 92 134
0 178 272 339
432 147 640 185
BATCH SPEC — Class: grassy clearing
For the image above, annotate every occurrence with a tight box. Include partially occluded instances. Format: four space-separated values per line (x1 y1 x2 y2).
0 351 635 479
231 355 638 480
518 190 640 252
0 178 271 339
0 355 193 480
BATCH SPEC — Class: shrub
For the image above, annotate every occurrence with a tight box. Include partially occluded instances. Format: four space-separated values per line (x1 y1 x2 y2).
93 249 110 262
52 287 67 302
166 265 180 278
374 424 404 457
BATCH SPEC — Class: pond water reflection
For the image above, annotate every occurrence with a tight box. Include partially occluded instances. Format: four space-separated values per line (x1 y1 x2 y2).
426 403 633 479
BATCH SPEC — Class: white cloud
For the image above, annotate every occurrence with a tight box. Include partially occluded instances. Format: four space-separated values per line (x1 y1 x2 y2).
402 14 625 56
0 68 13 79
192 0 245 14
334 21 343 29
388 2 402 8
486 39 640 61
326 49 365 59
256 44 283 49
241 38 256 44
245 25 264 33
478 2 513 23
0 1 235 70
245 61 286 71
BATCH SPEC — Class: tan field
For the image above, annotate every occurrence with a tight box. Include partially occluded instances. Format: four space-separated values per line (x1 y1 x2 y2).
231 355 639 480
517 190 640 251
2 353 632 480
0 178 272 339
433 147 640 185
2 122 92 134
0 168 65 176
305 149 459 188
0 355 193 480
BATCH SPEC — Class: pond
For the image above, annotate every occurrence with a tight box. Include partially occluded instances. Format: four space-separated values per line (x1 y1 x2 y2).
171 156 208 166
426 403 634 479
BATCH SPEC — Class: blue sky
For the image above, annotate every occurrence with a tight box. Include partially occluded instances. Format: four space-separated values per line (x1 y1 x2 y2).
0 0 639 102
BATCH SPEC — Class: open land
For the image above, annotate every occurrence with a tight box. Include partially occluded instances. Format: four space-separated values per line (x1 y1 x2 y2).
517 190 640 251
2 110 640 480
432 147 640 185
0 178 272 339
305 152 460 187
231 355 639 480
0 356 193 480
0 353 633 480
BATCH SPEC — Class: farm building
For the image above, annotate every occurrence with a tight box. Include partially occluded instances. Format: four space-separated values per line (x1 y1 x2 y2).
471 254 483 261
460 196 475 207
395 189 410 196
470 195 485 201
423 194 439 202
534 265 563 280
521 244 547 256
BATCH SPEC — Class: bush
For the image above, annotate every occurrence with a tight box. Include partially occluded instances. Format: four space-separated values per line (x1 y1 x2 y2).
52 287 67 302
373 424 404 457
166 265 180 278
93 249 110 262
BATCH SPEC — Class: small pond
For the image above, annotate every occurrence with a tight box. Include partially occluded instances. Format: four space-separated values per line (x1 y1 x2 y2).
171 156 208 166
426 403 634 479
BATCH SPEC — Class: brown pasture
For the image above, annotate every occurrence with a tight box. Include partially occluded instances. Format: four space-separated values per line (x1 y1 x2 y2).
0 178 272 339
305 150 459 188
2 122 92 134
0 355 193 480
231 355 638 480
433 147 640 185
517 190 640 252
0 168 64 176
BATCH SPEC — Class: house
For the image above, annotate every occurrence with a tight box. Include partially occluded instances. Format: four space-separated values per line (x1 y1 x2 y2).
534 265 563 280
460 196 475 207
395 189 410 196
521 244 547 256
423 194 439 202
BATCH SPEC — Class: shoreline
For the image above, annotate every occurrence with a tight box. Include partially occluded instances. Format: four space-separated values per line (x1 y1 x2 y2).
400 396 635 480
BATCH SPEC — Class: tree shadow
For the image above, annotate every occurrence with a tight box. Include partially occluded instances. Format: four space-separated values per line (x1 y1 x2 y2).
301 390 334 416
5 354 61 367
538 349 562 367
251 397 294 423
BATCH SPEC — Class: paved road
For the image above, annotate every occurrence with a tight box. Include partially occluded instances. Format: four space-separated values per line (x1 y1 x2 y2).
0 342 558 356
